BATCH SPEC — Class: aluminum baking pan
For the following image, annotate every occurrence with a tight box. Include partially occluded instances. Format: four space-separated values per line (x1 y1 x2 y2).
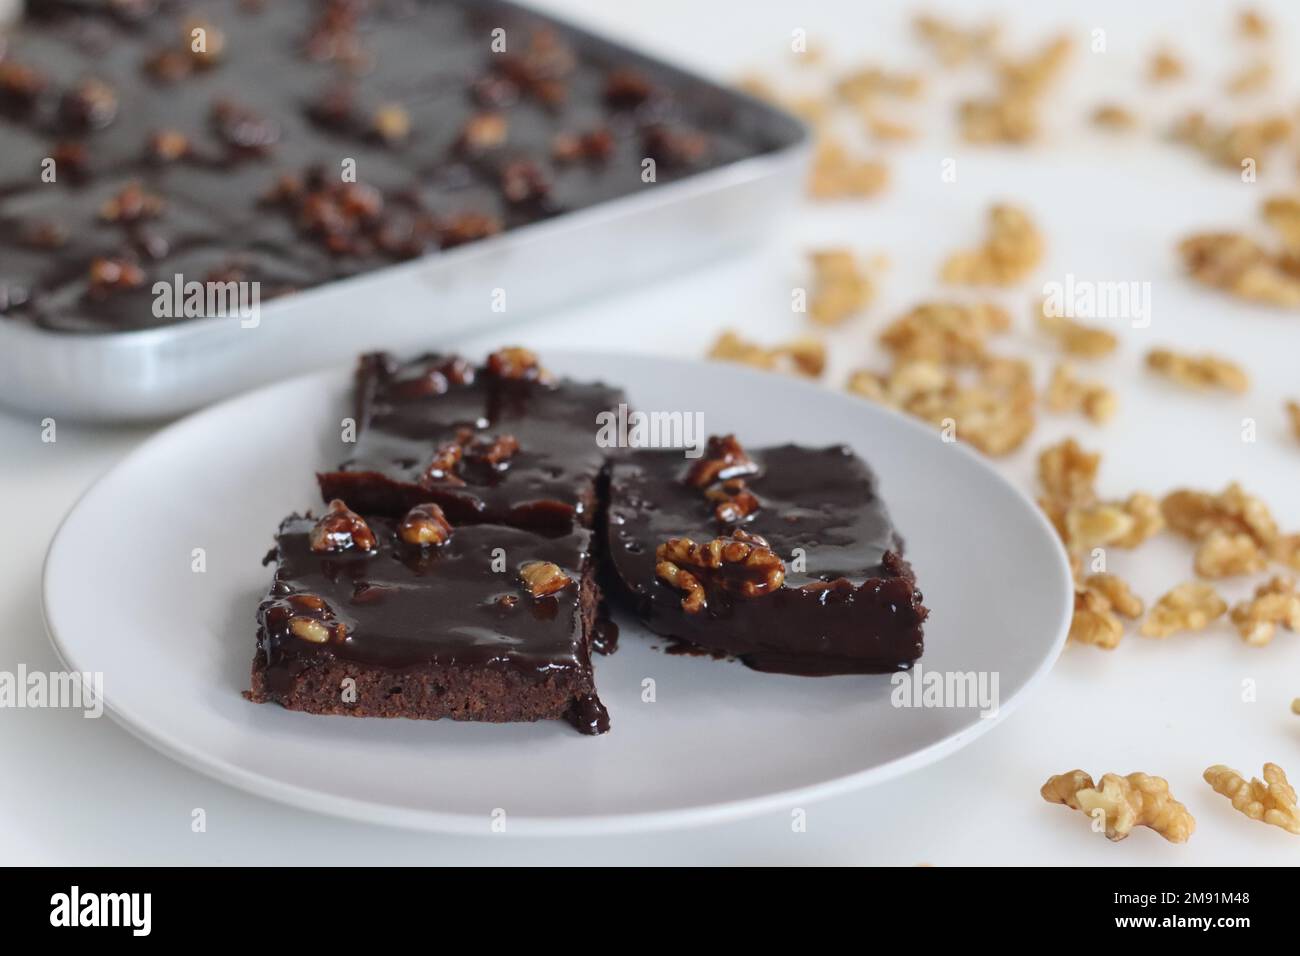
0 2 810 423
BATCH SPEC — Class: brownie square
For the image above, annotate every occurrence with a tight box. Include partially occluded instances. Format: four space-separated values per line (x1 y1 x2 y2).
317 350 624 533
247 502 608 734
605 438 927 675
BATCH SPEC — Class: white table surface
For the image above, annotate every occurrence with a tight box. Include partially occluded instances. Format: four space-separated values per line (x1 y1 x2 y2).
3 0 1299 864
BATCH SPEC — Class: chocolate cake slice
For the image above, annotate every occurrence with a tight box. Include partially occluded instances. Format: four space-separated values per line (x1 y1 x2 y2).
248 500 608 734
318 349 623 533
605 436 927 675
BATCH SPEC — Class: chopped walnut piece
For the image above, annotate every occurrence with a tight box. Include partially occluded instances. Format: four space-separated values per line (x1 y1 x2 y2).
99 182 165 223
1194 530 1267 578
486 346 549 382
879 301 1010 365
1045 363 1117 424
1145 348 1249 393
1036 301 1119 358
1038 438 1099 508
1264 196 1300 256
808 137 888 199
1109 493 1164 549
707 330 826 378
270 593 346 646
372 103 411 145
655 529 786 612
1239 9 1270 39
1065 503 1135 551
957 34 1069 144
912 14 999 67
1171 112 1291 172
458 111 507 153
87 256 146 294
1148 48 1186 83
1227 59 1271 96
1179 230 1300 306
1287 401 1300 442
60 77 119 131
1069 587 1124 649
148 129 190 162
704 478 761 524
1204 763 1300 835
1042 770 1195 843
519 561 573 598
834 66 923 105
1091 104 1136 131
1229 576 1300 645
1161 483 1279 551
1085 573 1144 619
397 503 453 548
685 435 758 488
309 499 377 553
808 249 874 325
941 205 1043 286
1140 582 1228 638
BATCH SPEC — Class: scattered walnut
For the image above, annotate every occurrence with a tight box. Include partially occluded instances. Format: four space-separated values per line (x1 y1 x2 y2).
397 503 453 547
1042 770 1195 843
1069 587 1124 649
519 560 573 598
656 529 785 612
1066 503 1136 551
148 129 190 162
851 355 1036 456
1038 438 1099 508
941 204 1044 286
879 301 1010 365
912 14 999 67
957 35 1070 144
486 346 549 382
1161 482 1279 551
1085 573 1144 619
1146 348 1249 393
458 111 507 153
1239 9 1270 39
1148 48 1186 83
309 499 376 553
1204 763 1300 835
1226 59 1271 96
1091 104 1136 131
1036 301 1119 358
1045 363 1117 424
1229 576 1300 645
808 249 874 325
1140 582 1228 638
1171 112 1291 173
808 137 888 199
707 330 825 378
60 77 119 131
1194 529 1267 578
1287 401 1300 442
1266 196 1300 257
685 435 758 488
1109 493 1165 549
834 66 923 105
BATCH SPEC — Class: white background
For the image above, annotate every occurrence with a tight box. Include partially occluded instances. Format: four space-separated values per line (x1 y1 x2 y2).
3 0 1299 863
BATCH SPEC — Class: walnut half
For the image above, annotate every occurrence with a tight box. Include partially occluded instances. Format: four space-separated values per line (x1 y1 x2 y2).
655 529 786 613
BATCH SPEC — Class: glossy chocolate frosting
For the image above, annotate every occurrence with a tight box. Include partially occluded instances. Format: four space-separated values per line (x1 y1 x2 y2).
1 0 768 332
319 352 624 532
606 443 927 674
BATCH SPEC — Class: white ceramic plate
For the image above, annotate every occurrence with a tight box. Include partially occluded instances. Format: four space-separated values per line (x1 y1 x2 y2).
43 351 1072 835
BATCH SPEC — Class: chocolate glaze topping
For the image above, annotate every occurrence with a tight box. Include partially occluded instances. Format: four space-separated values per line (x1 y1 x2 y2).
1 0 772 333
257 512 600 692
318 352 624 532
606 443 928 675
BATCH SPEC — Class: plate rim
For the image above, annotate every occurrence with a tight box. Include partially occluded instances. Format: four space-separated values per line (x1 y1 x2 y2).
41 350 1073 836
